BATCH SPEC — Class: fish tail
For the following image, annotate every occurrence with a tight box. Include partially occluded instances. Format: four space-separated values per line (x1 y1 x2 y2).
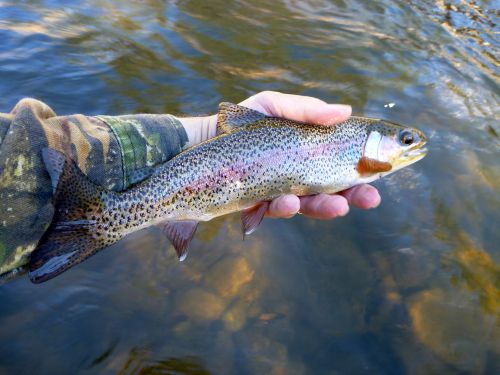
29 148 118 283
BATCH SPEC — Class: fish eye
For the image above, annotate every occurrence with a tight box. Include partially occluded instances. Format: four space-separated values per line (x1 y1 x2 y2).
399 130 414 146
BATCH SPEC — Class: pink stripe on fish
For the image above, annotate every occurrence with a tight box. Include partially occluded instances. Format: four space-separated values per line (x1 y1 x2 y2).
182 140 355 193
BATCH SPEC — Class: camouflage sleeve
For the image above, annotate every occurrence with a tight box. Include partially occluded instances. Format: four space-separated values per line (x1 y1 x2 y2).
0 98 188 280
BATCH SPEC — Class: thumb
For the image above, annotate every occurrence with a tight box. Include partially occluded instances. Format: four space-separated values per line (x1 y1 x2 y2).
240 91 352 125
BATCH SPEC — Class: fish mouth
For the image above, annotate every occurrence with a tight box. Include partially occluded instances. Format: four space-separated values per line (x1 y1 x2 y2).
401 140 428 163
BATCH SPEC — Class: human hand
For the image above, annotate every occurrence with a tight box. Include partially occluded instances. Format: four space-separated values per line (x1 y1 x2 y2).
178 91 381 220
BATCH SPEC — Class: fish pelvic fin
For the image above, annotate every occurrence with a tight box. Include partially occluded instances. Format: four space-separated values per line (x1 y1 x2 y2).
240 202 269 239
29 148 118 283
217 102 266 134
161 220 199 261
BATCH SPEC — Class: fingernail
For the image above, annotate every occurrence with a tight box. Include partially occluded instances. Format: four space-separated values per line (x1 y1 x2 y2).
280 195 299 216
335 196 350 217
360 187 381 209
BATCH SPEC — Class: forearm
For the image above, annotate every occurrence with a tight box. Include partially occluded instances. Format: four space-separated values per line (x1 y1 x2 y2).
177 114 217 148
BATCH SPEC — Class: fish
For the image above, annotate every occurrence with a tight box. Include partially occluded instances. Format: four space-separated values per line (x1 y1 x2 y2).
28 103 427 283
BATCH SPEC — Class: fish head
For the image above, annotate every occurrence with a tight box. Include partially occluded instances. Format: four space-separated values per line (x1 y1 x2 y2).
359 120 427 177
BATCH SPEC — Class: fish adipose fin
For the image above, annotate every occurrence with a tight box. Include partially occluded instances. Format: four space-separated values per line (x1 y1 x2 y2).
240 202 269 239
162 220 199 261
357 156 392 176
29 148 113 283
217 102 267 134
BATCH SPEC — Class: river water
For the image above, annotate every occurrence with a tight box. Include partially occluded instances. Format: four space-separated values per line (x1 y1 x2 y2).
0 0 498 374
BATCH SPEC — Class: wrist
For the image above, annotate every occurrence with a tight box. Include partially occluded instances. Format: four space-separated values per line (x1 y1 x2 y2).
177 114 217 148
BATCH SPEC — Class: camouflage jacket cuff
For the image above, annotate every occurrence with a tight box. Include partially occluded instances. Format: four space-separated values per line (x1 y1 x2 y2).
96 114 188 189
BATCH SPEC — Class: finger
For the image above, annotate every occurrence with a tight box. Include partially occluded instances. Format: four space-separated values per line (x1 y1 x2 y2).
298 193 349 220
339 184 381 209
240 91 352 125
266 194 300 218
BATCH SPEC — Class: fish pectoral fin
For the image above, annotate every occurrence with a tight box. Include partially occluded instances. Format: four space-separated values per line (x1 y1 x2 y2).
217 102 267 135
240 202 269 239
161 220 199 261
356 156 392 176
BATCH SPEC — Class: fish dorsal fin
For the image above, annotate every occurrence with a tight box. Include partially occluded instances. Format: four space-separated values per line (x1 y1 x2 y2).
240 202 269 238
217 102 267 135
161 220 199 261
357 156 392 176
42 148 66 194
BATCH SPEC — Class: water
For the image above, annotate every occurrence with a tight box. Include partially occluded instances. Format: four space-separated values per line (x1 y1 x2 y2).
0 0 498 373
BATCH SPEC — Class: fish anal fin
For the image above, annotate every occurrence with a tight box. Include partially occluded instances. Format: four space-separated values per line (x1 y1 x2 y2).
357 156 392 176
240 202 269 238
217 103 266 135
162 220 199 261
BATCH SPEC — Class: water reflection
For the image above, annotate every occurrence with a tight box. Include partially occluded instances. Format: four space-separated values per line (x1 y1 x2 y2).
0 0 498 374
414 0 499 78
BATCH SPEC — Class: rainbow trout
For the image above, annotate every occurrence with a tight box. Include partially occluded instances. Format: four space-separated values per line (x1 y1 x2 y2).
29 103 427 283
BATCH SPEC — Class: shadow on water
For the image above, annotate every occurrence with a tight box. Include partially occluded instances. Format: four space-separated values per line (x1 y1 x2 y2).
0 0 498 374
112 348 210 375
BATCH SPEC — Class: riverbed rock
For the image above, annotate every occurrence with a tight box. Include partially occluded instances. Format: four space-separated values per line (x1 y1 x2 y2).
175 288 226 322
408 288 499 373
222 300 248 332
204 255 254 298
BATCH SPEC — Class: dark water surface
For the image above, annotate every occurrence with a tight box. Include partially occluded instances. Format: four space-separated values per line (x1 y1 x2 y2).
0 0 499 373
